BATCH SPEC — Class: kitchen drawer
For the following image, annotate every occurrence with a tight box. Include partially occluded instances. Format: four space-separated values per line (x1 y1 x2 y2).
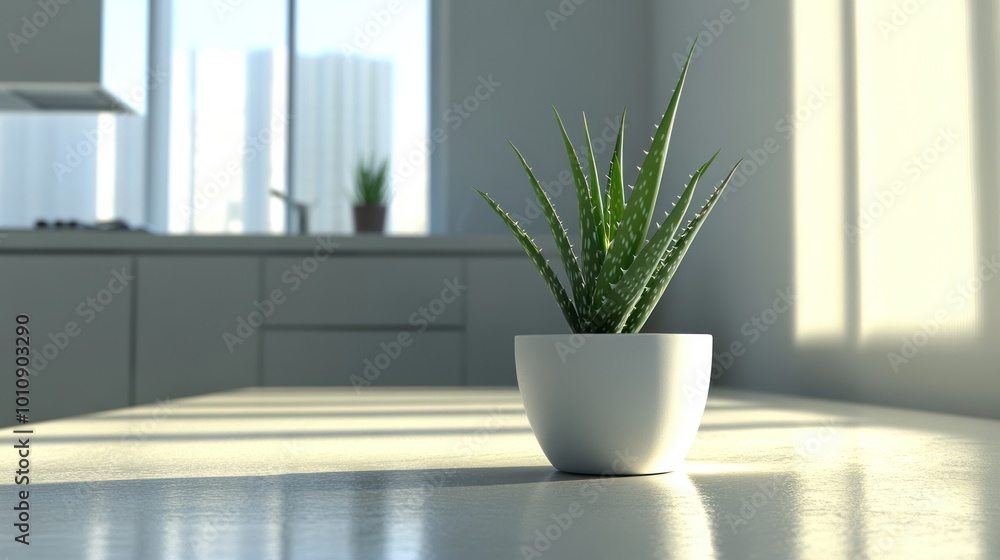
263 257 464 327
263 330 463 386
135 256 260 403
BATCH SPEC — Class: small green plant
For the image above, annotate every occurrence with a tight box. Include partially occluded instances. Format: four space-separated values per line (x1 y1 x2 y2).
354 157 390 206
475 45 742 334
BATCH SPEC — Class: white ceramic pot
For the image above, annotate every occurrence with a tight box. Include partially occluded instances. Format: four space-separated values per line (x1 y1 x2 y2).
515 333 712 475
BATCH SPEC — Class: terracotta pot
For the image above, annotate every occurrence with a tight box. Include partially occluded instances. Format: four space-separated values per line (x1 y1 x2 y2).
353 205 386 234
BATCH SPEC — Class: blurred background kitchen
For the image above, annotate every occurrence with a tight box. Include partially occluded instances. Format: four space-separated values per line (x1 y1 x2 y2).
1 0 997 421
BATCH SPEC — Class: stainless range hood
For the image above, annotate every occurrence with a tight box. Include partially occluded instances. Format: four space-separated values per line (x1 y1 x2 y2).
0 0 149 113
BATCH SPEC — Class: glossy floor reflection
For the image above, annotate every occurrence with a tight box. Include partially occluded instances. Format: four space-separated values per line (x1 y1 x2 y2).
1 387 996 559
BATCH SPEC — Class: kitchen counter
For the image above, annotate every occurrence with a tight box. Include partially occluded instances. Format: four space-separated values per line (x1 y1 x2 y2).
3 387 997 559
0 231 523 255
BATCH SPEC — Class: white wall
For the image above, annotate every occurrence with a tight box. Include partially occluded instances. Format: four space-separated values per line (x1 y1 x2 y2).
434 0 1000 420
431 0 655 239
644 0 1000 420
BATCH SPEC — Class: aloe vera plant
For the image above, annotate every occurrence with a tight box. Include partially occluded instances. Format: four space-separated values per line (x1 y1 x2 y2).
475 44 743 334
354 157 390 206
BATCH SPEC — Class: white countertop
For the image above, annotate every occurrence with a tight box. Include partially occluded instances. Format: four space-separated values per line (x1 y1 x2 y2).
3 387 997 559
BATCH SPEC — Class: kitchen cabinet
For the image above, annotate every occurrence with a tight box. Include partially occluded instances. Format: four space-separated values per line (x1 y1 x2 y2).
134 256 260 403
263 256 464 327
0 255 133 421
466 257 569 385
263 330 463 387
0 233 537 422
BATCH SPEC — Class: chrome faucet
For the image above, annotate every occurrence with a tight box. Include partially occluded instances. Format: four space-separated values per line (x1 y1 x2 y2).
270 190 309 235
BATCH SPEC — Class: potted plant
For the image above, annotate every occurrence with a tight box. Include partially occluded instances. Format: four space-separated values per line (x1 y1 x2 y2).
475 45 742 475
353 157 390 234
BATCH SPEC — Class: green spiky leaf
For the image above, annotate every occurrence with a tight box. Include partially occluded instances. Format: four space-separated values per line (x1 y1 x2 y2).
605 111 626 240
590 153 715 332
473 36 744 334
355 157 390 205
552 107 604 314
510 142 587 307
474 188 580 331
623 159 743 332
582 113 607 245
592 42 696 310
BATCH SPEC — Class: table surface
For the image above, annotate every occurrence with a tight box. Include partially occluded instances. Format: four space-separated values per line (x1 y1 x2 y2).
2 387 997 559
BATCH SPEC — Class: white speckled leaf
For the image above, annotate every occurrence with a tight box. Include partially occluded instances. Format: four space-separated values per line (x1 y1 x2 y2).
623 158 743 333
552 107 603 316
510 142 587 308
592 43 696 314
591 155 714 332
582 113 607 246
605 111 626 240
474 188 581 332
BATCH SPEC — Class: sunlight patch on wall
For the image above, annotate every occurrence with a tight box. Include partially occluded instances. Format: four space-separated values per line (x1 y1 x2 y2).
792 0 848 341
854 0 979 341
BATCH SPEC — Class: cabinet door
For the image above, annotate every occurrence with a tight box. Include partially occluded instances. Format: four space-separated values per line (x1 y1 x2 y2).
263 257 464 327
263 331 463 386
135 256 260 403
466 257 570 386
0 256 133 422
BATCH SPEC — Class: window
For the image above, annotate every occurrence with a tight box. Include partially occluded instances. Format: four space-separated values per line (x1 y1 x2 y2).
0 110 145 229
295 0 430 235
0 0 429 236
165 0 430 235
165 0 288 234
